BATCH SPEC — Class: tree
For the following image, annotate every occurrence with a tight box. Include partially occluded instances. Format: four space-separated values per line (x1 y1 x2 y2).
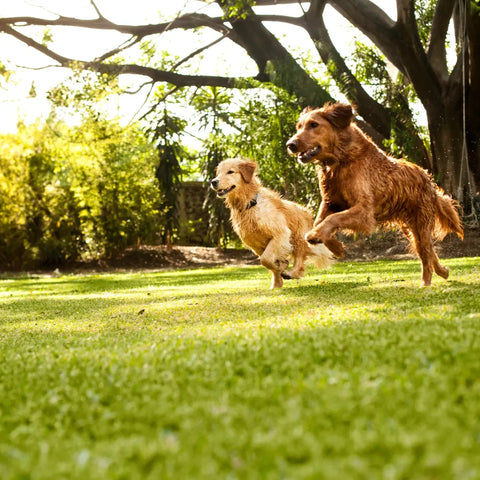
1 0 479 209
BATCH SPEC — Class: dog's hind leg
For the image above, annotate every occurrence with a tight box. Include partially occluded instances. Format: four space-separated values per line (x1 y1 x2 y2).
269 270 284 289
281 254 306 280
408 224 440 287
262 259 287 288
260 235 291 288
282 240 308 280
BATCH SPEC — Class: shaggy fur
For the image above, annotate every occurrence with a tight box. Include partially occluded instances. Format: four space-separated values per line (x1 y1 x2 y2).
211 158 332 288
286 102 464 286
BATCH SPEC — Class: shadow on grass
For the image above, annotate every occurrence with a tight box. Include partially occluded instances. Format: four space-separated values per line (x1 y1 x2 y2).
0 266 257 294
0 279 370 324
3 256 476 293
1 270 478 332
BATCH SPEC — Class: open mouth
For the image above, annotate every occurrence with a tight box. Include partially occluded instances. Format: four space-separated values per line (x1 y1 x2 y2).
298 146 321 164
216 185 236 197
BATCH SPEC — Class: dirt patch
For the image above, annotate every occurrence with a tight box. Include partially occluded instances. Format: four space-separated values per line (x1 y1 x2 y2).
3 228 478 275
66 245 259 272
64 227 479 272
343 227 480 262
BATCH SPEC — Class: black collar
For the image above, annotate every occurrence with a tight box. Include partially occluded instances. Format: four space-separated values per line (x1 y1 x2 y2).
245 193 258 210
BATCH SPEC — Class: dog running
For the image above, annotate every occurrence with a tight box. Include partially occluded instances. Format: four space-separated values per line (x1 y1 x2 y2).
211 158 332 288
286 102 463 286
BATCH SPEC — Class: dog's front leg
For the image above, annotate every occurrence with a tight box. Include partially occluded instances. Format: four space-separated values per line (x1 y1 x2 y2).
313 201 334 227
306 229 345 258
260 255 289 289
307 204 376 257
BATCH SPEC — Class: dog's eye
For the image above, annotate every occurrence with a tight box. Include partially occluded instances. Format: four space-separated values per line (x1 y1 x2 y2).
227 170 234 174
309 121 319 129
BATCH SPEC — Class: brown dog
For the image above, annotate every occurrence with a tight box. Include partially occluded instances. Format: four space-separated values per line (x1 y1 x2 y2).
211 158 332 288
286 102 463 286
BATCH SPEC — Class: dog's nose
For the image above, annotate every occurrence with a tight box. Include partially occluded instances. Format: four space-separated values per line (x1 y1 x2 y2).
211 178 219 189
286 139 298 153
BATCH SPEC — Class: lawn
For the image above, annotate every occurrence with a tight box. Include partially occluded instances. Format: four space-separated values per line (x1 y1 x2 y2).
1 257 480 479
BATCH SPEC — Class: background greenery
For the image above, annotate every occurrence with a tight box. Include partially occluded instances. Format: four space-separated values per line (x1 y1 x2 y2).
1 258 479 479
2 1 479 268
0 115 161 268
0 83 321 267
0 0 480 270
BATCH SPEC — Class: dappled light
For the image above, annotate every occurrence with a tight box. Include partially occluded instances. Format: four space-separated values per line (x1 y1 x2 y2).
1 259 480 477
1 1 480 477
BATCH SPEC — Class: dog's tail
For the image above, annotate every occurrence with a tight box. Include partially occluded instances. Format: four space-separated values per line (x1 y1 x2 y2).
307 243 335 269
434 190 464 241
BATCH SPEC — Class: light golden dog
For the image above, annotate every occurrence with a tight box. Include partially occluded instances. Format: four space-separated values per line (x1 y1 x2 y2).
210 158 332 288
286 102 463 286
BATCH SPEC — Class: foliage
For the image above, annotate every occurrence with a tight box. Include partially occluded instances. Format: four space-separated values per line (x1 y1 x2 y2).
0 257 479 478
0 117 161 268
222 0 257 20
148 106 188 246
225 86 320 209
0 61 12 85
47 65 122 119
415 0 437 49
2 0 479 198
192 87 235 246
349 41 430 165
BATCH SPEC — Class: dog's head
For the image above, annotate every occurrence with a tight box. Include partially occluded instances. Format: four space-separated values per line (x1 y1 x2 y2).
210 158 257 198
286 102 354 164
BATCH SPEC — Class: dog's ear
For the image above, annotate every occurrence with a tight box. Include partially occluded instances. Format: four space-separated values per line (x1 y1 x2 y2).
321 102 354 129
300 106 314 115
238 160 257 183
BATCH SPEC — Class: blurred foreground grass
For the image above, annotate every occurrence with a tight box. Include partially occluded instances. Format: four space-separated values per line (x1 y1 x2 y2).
0 257 479 479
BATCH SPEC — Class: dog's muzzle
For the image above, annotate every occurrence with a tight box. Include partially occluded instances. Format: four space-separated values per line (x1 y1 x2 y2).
287 139 322 164
298 146 322 164
210 178 236 197
286 139 299 154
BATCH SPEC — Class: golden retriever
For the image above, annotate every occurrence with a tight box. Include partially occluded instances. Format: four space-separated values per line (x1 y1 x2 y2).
210 158 332 288
286 102 463 286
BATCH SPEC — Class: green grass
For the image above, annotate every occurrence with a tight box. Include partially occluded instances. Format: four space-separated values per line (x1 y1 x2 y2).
1 257 480 480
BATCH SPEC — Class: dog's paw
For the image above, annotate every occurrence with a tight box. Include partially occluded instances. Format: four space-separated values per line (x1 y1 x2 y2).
305 232 322 245
281 271 293 280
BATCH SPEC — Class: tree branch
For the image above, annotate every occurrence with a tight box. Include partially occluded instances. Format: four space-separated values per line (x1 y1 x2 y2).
0 12 230 39
328 0 398 65
0 24 258 89
251 14 305 27
1 24 72 65
171 31 230 71
427 0 454 82
89 0 106 20
254 0 302 3
305 0 391 139
87 63 260 89
330 0 443 110
94 35 141 63
217 1 332 106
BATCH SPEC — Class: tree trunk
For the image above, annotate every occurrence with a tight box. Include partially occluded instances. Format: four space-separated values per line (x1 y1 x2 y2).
428 109 465 197
426 1 479 202
466 0 480 191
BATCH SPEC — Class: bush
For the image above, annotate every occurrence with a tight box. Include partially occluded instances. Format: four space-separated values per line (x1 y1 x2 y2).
0 118 161 268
